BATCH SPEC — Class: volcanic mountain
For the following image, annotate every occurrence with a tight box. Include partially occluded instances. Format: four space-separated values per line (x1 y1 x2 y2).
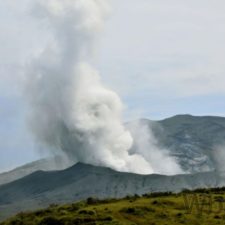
1 115 225 220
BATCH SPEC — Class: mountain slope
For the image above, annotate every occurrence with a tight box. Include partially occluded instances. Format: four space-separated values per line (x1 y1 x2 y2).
0 157 71 186
2 188 225 225
1 114 224 187
0 163 224 221
131 115 225 173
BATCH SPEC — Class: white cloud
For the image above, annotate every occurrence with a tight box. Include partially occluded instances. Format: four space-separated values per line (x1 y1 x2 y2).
1 0 225 99
98 0 225 99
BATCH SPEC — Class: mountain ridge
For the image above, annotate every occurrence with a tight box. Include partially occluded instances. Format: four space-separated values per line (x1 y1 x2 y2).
1 114 225 185
1 114 225 219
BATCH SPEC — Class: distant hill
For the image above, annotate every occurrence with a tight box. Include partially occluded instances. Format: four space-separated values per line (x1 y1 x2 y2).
0 162 224 221
129 114 225 173
0 157 70 186
1 114 225 187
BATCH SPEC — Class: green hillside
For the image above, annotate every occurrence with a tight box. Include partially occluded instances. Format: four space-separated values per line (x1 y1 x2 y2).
2 188 225 225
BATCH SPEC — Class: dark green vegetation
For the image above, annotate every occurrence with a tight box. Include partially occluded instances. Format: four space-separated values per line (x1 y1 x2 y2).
3 189 225 225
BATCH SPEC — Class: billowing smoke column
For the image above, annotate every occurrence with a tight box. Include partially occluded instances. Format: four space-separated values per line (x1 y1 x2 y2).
26 0 182 175
26 0 153 174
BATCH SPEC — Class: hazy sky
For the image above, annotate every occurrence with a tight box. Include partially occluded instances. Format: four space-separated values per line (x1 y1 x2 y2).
1 0 225 171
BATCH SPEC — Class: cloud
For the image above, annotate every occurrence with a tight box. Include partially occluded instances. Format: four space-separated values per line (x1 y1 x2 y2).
98 0 225 100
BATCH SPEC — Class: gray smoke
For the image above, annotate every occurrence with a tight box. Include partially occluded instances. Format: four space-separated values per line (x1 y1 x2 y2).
25 0 182 175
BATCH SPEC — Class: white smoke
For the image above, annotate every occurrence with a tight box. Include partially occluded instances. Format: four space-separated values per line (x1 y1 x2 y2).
128 121 183 175
25 0 181 175
213 145 225 172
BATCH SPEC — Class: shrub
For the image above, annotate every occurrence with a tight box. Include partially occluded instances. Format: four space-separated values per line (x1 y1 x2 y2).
152 200 158 205
78 210 95 215
120 206 152 216
38 216 63 225
87 197 99 205
102 216 113 221
66 204 80 212
8 219 25 225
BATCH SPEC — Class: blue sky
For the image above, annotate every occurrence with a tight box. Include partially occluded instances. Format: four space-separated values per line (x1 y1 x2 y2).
1 0 225 171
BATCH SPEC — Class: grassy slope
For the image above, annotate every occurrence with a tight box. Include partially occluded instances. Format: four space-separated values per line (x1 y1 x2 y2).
2 189 225 225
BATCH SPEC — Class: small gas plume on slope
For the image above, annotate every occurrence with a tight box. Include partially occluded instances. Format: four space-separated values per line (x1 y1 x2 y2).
25 0 182 175
128 121 183 175
213 145 225 173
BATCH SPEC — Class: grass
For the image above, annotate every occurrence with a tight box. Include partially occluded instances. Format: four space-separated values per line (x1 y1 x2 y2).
2 188 225 224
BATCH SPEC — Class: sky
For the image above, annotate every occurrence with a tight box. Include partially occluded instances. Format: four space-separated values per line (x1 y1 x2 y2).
1 0 225 171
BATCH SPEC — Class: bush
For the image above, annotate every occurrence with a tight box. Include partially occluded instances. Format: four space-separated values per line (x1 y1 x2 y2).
38 216 63 225
103 216 113 221
8 219 25 225
78 210 95 215
66 204 80 212
86 197 99 205
152 200 158 205
120 206 152 216
72 218 97 225
34 209 51 217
